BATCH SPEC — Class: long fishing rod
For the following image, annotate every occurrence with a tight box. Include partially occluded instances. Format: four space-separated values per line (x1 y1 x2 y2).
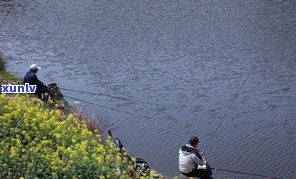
211 167 284 179
0 13 8 31
59 87 129 101
62 94 134 116
204 73 250 154
202 74 284 179
0 0 17 31
0 4 11 32
63 94 159 127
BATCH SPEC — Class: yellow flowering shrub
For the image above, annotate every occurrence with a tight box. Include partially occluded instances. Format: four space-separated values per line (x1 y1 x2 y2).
0 94 160 179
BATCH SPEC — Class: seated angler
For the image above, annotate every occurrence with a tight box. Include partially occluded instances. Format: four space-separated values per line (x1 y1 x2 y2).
179 136 212 179
24 64 49 100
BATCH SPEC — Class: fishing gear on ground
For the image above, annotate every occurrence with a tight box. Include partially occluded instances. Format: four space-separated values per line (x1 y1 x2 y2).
108 130 150 171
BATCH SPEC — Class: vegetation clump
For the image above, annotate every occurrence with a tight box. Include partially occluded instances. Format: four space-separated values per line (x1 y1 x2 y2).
0 49 6 70
0 94 159 178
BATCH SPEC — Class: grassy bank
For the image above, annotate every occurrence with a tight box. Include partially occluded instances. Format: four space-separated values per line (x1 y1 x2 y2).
0 68 165 178
1 94 135 178
0 70 22 84
0 50 21 84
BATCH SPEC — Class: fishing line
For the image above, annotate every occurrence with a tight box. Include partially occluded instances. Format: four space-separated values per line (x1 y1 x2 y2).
62 94 134 116
0 13 8 31
211 167 284 179
204 73 250 154
59 87 129 101
63 94 159 127
0 0 17 31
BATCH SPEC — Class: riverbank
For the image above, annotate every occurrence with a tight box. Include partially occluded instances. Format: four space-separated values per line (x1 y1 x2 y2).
0 55 165 178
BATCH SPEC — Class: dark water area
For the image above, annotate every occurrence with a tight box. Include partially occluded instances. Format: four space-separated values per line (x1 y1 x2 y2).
1 0 296 178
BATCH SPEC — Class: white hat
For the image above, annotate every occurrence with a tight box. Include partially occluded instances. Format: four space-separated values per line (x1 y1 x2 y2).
30 64 41 70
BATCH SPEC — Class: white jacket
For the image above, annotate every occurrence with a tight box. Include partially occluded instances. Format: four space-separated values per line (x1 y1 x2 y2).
179 144 205 173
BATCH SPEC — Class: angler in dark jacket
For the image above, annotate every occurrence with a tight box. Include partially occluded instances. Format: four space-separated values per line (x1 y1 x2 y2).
179 136 212 179
24 64 48 99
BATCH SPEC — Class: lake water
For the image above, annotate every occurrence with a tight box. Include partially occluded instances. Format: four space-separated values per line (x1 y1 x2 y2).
1 0 296 178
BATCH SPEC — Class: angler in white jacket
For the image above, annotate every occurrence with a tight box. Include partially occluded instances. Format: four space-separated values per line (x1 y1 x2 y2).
179 136 212 179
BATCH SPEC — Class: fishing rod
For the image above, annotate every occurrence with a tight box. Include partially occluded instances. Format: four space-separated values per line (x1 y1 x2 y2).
0 7 10 31
0 0 17 31
62 94 134 116
0 13 8 31
204 73 250 154
59 87 130 101
62 94 158 127
211 167 284 179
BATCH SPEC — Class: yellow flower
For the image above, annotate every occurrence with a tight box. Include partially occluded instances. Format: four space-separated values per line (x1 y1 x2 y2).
0 93 164 178
82 156 89 161
10 147 18 157
54 133 62 139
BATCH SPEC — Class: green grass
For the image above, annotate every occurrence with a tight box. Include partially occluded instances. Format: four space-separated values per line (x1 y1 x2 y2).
0 70 22 83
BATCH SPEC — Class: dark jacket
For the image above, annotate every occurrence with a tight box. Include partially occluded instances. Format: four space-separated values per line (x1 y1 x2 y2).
24 70 48 96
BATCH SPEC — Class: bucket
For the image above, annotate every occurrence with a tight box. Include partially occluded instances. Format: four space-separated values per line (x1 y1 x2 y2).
47 82 63 101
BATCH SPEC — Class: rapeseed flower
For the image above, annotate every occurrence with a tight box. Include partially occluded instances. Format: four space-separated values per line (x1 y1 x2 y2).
0 94 162 178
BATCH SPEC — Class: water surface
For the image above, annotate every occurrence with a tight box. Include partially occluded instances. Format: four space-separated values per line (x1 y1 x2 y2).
0 0 296 178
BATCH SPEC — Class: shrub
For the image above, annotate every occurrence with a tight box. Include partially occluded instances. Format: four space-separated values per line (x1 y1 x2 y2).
0 94 158 179
0 50 6 70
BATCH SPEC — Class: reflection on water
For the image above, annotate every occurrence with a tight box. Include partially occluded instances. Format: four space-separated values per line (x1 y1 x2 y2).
1 0 296 178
